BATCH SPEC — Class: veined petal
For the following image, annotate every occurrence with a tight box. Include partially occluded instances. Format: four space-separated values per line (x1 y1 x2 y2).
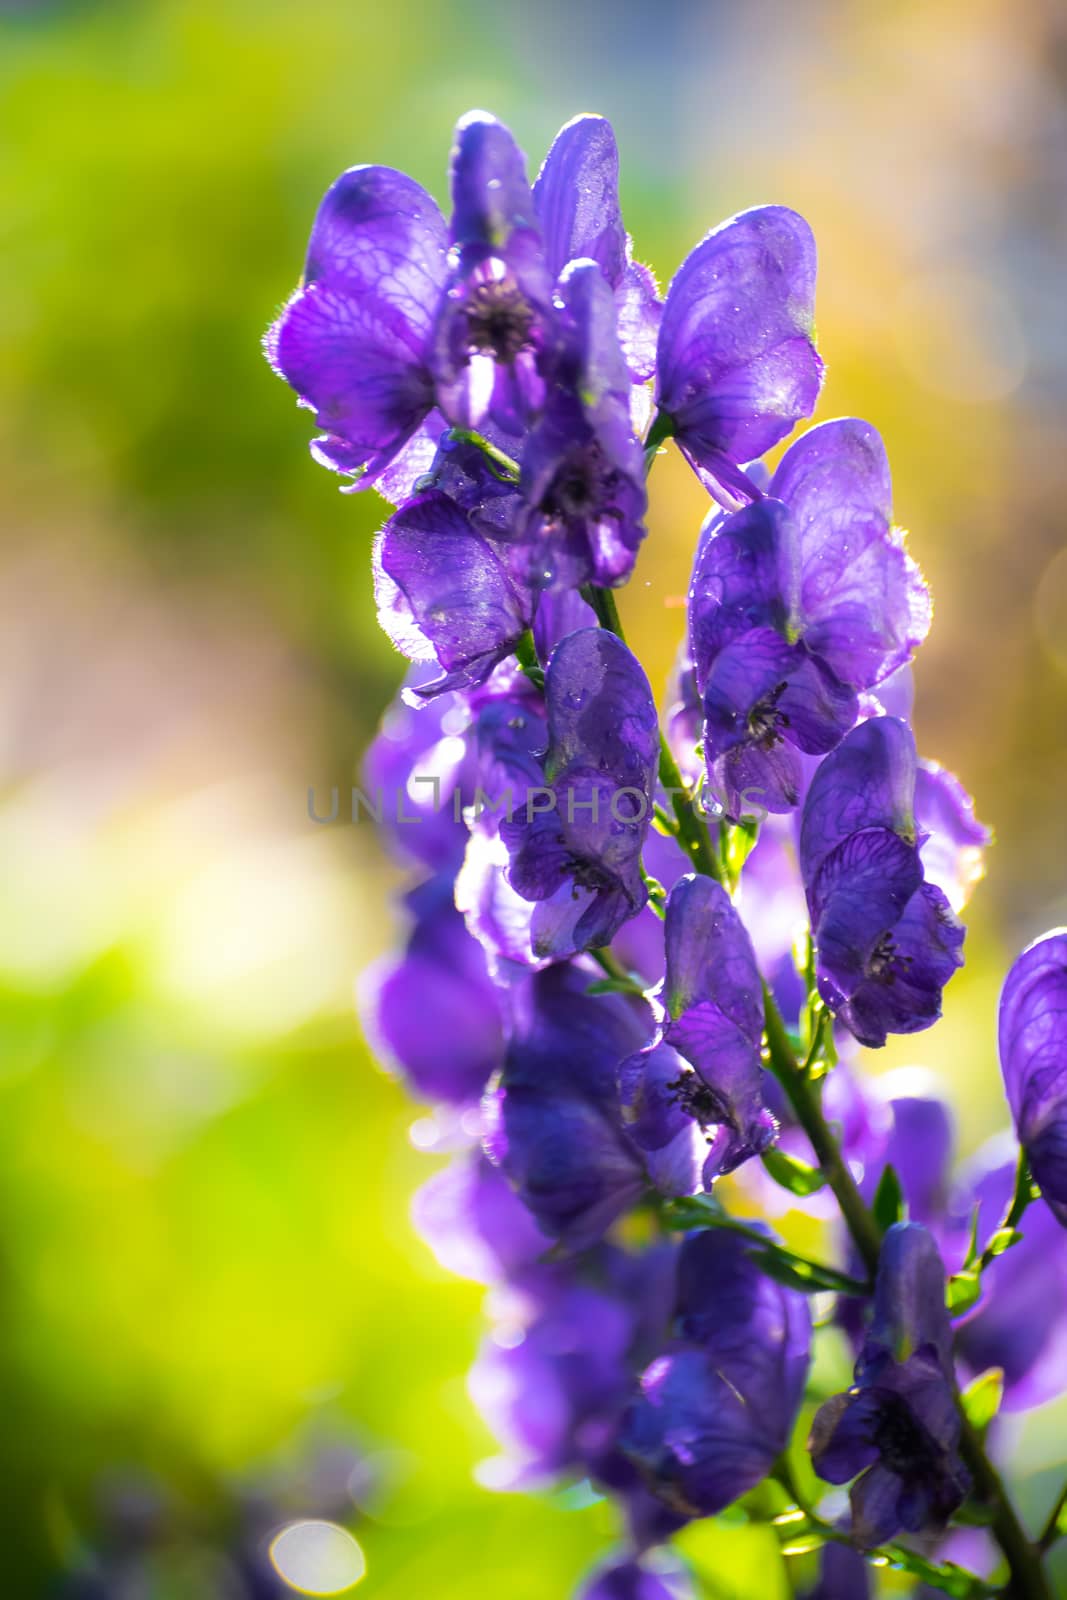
657 207 823 475
799 716 918 887
374 490 533 690
999 931 1067 1216
267 165 448 484
450 111 539 250
688 499 791 687
663 874 762 1037
770 418 931 689
534 114 627 282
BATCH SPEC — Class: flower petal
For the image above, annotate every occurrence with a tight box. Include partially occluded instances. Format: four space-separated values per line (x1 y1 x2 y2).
267 166 448 483
374 490 532 690
657 207 823 477
770 419 930 689
799 716 917 888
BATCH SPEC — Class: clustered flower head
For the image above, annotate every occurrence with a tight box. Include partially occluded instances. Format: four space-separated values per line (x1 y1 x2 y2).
270 110 1067 1599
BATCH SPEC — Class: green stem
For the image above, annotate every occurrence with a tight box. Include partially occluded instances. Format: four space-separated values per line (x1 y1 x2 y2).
761 984 882 1274
514 629 545 689
591 946 646 996
772 1463 997 1599
1039 1479 1067 1554
656 733 724 885
563 405 1049 1599
579 583 724 885
445 426 521 481
976 1148 1035 1274
763 985 1051 1598
662 1199 869 1296
643 407 675 474
956 1415 1052 1599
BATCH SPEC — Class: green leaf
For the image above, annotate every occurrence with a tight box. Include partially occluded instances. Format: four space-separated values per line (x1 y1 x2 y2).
960 1367 1004 1436
761 1146 827 1198
872 1163 905 1232
748 1247 865 1298
946 1270 982 1317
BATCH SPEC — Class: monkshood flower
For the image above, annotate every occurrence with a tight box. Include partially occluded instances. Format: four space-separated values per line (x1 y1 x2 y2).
470 1243 675 1489
688 420 930 818
620 1229 811 1517
915 760 991 914
498 627 659 959
834 1073 955 1347
656 207 822 507
360 873 505 1106
619 875 777 1191
265 161 450 488
799 716 965 1047
373 438 535 695
948 1136 1067 1410
412 1151 549 1284
810 1223 970 1548
575 1553 695 1600
998 929 1067 1225
516 260 647 589
361 666 474 872
533 114 661 382
482 961 650 1250
267 110 656 483
863 1076 955 1226
432 111 556 432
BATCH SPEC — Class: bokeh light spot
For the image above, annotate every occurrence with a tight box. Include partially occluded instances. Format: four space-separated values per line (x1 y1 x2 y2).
268 1520 366 1594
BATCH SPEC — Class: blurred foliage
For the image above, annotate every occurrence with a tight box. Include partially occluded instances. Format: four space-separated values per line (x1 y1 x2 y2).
1 0 1067 1593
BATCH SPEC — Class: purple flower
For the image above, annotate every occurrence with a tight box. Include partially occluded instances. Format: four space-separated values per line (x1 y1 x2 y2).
359 874 504 1106
373 441 534 694
412 1152 550 1284
266 165 449 487
533 114 661 381
998 930 1067 1226
432 112 554 432
482 962 650 1250
865 1081 955 1227
575 1555 695 1600
470 1243 675 1488
517 261 647 589
621 1228 811 1517
500 628 659 959
619 875 777 1190
656 207 823 507
362 670 475 872
688 421 930 818
799 717 965 1047
915 760 990 914
948 1138 1067 1409
809 1224 970 1548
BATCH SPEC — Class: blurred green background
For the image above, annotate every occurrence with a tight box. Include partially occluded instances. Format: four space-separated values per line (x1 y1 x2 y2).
2 0 1067 1593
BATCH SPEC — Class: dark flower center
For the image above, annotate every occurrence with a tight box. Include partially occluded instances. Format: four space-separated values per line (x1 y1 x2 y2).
866 933 912 985
465 280 535 362
747 681 790 748
872 1392 940 1478
668 1066 730 1139
542 441 619 521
